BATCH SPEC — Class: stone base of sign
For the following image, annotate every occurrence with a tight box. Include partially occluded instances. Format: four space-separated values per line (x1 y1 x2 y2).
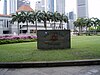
37 30 71 49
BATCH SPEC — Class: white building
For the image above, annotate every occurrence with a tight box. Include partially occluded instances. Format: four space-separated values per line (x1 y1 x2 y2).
0 5 53 35
56 0 65 14
0 4 69 35
0 14 12 35
77 0 88 18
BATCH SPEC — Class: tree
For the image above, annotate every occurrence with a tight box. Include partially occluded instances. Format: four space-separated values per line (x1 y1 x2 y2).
46 11 52 24
20 11 32 33
38 11 50 30
90 17 100 34
50 11 60 29
74 18 86 35
11 12 22 35
28 10 41 33
84 18 92 35
59 14 69 29
33 11 41 32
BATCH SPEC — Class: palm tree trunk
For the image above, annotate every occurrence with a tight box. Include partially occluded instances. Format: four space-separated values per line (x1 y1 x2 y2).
54 21 56 30
59 22 62 29
86 26 88 36
26 21 28 33
44 21 47 30
94 26 97 35
35 20 37 34
88 27 91 35
60 22 63 30
18 23 19 35
79 26 81 35
67 22 69 30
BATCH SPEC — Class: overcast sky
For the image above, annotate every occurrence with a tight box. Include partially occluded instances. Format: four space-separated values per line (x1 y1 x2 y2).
0 0 100 19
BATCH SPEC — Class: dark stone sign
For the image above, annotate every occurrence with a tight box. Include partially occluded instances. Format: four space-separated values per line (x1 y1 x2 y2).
37 30 71 49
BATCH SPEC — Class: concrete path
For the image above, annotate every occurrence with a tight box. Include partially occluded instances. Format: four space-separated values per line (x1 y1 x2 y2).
0 65 100 75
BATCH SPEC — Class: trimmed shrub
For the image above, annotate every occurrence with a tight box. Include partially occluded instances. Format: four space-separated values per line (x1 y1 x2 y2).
0 35 37 45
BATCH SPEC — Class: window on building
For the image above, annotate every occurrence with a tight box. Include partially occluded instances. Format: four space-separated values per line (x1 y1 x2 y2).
30 30 34 33
4 20 7 27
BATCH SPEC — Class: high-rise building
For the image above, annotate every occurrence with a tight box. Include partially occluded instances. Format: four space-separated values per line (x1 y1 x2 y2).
69 11 74 20
35 0 48 11
77 0 88 18
35 1 42 11
3 0 7 14
41 0 46 11
9 0 30 14
9 0 17 14
47 0 54 12
56 0 65 14
35 0 54 12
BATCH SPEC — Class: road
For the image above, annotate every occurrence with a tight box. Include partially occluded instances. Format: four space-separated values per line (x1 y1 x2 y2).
0 65 100 75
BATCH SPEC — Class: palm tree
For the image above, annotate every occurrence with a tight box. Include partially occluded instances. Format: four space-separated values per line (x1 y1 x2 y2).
50 11 60 29
74 18 85 35
59 14 69 29
34 11 40 32
20 11 32 33
11 12 22 35
84 18 92 35
30 11 41 32
46 11 52 24
90 17 100 34
63 15 69 29
38 11 50 30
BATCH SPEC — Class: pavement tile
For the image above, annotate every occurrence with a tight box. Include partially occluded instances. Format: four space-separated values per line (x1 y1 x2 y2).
0 65 100 75
0 69 8 75
77 66 100 75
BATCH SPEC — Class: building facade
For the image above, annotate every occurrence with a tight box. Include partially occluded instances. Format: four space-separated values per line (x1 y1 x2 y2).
47 0 54 12
3 0 7 14
56 0 65 14
35 0 48 12
9 0 17 14
0 14 12 35
35 1 42 11
9 0 30 14
41 0 46 11
69 11 74 20
77 0 88 18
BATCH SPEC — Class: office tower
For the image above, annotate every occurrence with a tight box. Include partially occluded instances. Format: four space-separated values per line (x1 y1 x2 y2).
56 0 65 14
35 0 54 12
35 1 42 11
9 0 30 14
47 0 54 12
69 11 74 20
41 0 45 11
77 0 88 18
9 0 17 14
3 0 7 14
35 0 48 11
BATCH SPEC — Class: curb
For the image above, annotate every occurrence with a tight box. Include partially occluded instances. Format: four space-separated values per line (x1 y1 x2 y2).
0 59 100 68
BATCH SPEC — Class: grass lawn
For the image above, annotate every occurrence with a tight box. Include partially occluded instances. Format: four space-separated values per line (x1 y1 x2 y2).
0 36 100 62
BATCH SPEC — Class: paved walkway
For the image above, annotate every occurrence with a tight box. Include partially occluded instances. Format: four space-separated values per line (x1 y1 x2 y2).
0 65 100 75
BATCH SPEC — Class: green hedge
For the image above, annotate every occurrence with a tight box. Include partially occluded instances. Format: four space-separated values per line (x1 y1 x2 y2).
0 39 37 45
